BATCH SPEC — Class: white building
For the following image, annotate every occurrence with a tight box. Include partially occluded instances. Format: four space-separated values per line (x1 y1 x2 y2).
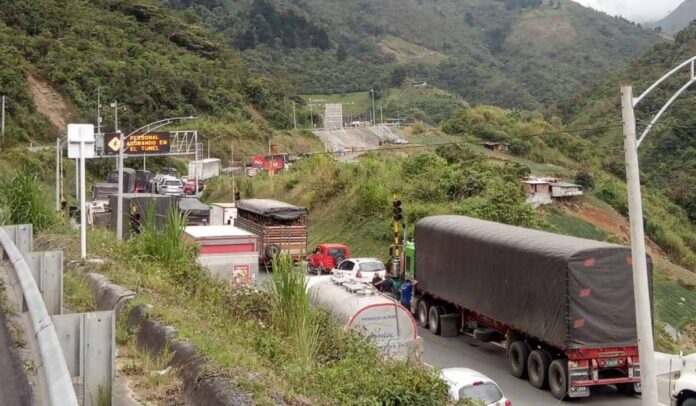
522 176 583 208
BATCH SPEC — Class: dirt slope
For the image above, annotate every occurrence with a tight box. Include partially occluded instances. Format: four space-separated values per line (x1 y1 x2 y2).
26 73 72 132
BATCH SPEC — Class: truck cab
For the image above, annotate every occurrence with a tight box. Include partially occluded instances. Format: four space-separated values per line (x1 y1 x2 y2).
307 244 350 275
672 354 696 406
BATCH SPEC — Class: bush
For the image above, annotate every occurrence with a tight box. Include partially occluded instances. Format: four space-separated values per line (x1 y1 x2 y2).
0 173 55 230
508 138 531 156
575 170 595 191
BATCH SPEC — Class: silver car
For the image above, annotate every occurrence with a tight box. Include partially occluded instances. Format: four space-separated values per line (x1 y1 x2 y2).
159 178 183 196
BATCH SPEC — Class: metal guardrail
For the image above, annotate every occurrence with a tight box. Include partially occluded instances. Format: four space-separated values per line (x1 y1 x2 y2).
0 227 79 406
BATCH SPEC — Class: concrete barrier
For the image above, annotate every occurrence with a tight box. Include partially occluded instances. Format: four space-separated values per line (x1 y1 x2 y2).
84 272 255 405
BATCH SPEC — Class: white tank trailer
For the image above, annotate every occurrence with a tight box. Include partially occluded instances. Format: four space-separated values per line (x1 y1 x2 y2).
307 276 421 361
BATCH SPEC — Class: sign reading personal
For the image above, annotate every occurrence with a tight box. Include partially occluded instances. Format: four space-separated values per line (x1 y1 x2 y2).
104 132 171 155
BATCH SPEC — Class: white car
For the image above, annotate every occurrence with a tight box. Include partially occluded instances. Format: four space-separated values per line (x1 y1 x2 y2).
158 178 184 196
671 353 696 406
331 258 387 283
440 368 510 406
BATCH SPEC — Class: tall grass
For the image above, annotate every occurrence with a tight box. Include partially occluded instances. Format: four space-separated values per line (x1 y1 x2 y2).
133 204 195 264
268 255 320 367
0 173 54 230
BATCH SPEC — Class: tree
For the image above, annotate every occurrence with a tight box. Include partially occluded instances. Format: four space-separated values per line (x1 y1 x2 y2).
575 170 595 191
391 65 407 87
464 12 474 27
336 43 347 61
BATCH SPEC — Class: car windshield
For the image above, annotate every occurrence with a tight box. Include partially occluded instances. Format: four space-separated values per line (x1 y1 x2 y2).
328 248 346 256
165 180 181 186
359 262 385 272
459 383 502 404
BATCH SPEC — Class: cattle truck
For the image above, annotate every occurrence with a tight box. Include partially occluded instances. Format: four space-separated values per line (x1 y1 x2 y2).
406 215 652 401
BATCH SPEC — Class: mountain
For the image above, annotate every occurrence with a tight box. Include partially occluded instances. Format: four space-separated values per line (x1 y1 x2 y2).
654 0 696 35
564 21 696 258
166 0 663 109
0 0 296 143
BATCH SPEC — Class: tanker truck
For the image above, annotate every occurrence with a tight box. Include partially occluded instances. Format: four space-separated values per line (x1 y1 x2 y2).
405 215 652 401
307 276 421 361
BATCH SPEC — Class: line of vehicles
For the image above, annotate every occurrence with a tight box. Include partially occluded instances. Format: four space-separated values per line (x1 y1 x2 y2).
301 214 673 404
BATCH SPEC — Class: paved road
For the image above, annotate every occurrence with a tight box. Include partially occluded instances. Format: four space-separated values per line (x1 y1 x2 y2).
420 328 672 406
0 306 32 405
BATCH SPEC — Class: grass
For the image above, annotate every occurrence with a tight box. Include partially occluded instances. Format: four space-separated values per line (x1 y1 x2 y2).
543 206 609 241
57 223 451 405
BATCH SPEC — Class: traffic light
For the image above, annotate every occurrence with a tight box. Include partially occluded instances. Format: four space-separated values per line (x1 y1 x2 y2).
234 191 241 201
393 199 403 222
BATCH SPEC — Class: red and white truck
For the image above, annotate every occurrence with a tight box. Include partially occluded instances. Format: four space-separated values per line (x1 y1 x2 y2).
407 215 652 401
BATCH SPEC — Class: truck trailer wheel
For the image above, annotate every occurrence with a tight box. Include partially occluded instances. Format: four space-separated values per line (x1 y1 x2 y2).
417 298 431 328
509 341 531 379
428 305 445 335
528 350 552 389
549 359 569 400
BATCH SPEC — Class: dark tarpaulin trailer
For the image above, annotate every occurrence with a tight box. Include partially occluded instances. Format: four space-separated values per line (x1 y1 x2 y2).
415 215 652 349
235 199 307 222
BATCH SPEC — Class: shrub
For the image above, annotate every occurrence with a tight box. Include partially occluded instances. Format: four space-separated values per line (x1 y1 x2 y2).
575 170 595 191
0 173 55 230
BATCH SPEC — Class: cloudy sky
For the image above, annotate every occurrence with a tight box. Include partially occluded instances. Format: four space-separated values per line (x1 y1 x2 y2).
571 0 684 22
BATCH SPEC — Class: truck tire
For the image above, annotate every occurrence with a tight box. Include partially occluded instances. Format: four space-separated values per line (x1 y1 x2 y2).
417 298 430 328
549 359 569 400
528 350 552 389
265 244 281 259
509 341 531 379
682 398 696 406
473 328 500 342
428 305 445 335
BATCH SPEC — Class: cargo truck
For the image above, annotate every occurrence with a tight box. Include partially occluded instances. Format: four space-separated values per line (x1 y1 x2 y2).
406 215 652 401
187 158 221 181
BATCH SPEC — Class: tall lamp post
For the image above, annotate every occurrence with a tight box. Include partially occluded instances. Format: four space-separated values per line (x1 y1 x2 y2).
621 56 696 406
116 116 196 241
370 88 376 126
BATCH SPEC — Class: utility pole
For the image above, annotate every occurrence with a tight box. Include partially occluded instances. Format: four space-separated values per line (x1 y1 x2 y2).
621 85 658 406
292 101 297 129
55 137 61 211
370 89 376 126
1 95 5 137
310 103 314 128
96 88 101 135
380 107 383 125
112 101 118 132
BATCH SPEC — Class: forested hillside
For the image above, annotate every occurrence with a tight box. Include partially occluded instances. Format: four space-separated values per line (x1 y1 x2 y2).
167 0 663 109
654 0 696 35
0 0 299 144
567 22 696 228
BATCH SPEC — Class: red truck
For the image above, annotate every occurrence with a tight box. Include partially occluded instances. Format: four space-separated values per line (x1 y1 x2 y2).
306 243 350 275
252 154 289 173
407 215 652 401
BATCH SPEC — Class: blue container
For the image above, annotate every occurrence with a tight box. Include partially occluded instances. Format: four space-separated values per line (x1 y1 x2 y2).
400 282 413 311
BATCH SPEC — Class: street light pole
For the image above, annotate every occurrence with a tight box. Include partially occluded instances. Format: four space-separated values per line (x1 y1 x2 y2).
618 56 696 405
116 116 196 240
621 86 657 406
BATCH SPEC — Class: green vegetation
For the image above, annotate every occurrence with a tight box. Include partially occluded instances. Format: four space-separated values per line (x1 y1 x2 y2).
55 215 452 404
0 0 299 144
542 206 609 241
0 172 55 230
173 0 661 108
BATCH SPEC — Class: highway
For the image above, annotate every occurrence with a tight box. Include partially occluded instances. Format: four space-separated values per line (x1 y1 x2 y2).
419 328 673 406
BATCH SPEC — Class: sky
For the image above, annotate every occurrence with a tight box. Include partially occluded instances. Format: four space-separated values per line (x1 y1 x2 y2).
571 0 684 23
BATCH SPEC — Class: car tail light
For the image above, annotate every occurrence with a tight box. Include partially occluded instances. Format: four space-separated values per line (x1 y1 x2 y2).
473 381 483 386
505 400 512 406
356 271 362 278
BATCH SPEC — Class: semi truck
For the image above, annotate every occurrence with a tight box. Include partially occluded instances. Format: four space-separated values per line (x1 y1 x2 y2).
234 199 308 264
188 158 221 181
406 215 652 401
